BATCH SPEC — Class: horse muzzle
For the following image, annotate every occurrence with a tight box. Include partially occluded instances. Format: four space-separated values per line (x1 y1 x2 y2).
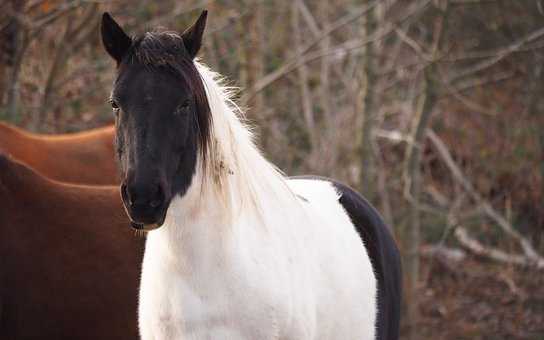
120 180 169 231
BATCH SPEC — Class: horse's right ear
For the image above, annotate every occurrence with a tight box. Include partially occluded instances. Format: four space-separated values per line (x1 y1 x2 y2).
101 13 132 64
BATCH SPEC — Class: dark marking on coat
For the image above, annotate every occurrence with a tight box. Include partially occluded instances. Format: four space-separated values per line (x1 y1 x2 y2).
290 175 402 340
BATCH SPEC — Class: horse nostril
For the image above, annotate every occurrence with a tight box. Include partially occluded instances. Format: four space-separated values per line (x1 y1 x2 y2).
123 180 164 211
149 185 164 208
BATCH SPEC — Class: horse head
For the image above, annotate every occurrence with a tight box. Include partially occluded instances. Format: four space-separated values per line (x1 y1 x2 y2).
101 11 211 231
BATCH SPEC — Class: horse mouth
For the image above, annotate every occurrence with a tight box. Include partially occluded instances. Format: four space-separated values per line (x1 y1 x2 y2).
122 203 168 232
120 185 169 231
130 221 162 231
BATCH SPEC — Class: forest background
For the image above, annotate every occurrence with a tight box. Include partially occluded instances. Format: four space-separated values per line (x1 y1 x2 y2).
1 0 543 338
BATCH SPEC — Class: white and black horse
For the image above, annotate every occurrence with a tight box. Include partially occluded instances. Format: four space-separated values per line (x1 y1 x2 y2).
101 10 401 340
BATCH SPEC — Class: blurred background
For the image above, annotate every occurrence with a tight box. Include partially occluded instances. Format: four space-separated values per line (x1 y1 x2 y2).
0 0 543 338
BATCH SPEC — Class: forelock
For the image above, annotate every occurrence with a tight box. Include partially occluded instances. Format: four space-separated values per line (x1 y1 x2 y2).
126 30 188 72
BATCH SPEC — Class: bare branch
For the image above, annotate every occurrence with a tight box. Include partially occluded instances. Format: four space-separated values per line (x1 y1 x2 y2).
455 227 544 270
146 0 212 27
245 0 431 101
394 26 430 60
30 0 86 37
426 129 544 267
448 26 544 84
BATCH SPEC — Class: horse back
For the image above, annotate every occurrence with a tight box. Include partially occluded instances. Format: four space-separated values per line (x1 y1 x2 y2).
0 122 117 185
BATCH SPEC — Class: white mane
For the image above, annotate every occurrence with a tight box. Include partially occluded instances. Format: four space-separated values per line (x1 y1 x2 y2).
191 61 299 222
140 63 380 340
135 20 389 340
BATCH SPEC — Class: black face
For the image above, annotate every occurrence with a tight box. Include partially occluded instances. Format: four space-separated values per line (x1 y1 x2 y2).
101 11 210 230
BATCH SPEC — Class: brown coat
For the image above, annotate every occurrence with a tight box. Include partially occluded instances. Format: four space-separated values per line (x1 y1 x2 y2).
0 122 117 185
0 153 143 340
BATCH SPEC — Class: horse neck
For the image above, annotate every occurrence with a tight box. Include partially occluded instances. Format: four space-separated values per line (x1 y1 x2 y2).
153 157 299 270
152 63 301 261
150 169 232 267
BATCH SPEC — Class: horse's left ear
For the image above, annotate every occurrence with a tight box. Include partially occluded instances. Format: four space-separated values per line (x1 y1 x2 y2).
101 12 132 65
181 10 208 59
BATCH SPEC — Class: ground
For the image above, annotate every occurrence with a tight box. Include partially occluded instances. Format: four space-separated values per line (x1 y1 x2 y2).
404 256 544 339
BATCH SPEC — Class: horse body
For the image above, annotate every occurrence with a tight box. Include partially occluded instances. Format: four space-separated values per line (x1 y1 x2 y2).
101 12 401 340
0 154 143 340
0 122 117 185
139 177 377 339
134 63 399 340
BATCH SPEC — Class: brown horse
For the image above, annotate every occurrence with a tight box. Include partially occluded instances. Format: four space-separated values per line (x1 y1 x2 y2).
0 153 143 340
0 122 117 185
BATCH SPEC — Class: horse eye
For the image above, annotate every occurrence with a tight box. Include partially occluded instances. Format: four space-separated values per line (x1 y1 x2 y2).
175 100 190 115
109 99 119 109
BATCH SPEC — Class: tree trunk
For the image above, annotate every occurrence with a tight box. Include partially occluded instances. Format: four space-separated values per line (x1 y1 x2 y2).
35 14 74 131
403 2 448 338
403 0 448 340
318 0 331 125
525 54 544 250
239 0 264 114
246 1 264 114
292 1 317 150
5 0 27 123
359 2 377 200
403 68 437 338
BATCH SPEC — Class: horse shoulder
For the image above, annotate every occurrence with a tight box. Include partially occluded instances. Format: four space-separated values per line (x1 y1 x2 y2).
250 178 373 338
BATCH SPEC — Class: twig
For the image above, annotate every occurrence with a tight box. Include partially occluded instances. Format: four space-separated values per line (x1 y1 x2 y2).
30 0 86 37
427 129 544 268
247 0 432 102
145 0 213 27
244 1 379 100
394 26 430 61
448 26 544 84
444 40 544 63
440 76 501 116
455 226 544 270
296 0 359 101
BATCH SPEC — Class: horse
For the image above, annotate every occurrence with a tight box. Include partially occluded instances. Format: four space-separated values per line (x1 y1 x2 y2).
101 10 402 340
0 121 117 185
0 153 143 340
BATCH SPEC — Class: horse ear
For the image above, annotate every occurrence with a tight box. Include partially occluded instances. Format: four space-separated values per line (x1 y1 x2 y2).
181 10 208 59
101 12 132 64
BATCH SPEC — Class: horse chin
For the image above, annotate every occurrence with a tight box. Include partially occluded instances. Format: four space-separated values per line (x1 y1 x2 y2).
128 212 167 231
130 221 162 231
